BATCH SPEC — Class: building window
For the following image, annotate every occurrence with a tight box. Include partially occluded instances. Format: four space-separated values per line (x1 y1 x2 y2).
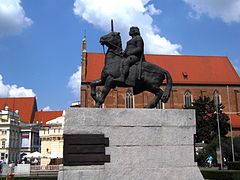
213 90 221 107
234 90 240 114
156 100 164 109
125 89 133 108
1 153 4 160
184 90 192 108
1 140 6 148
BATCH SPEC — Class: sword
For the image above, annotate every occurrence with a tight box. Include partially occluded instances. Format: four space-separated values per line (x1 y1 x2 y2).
138 55 143 80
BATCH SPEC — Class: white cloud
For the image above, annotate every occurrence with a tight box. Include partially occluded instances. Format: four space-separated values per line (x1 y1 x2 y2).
41 106 51 111
73 0 181 54
183 0 240 23
0 0 33 37
145 4 161 16
0 74 36 97
68 67 81 98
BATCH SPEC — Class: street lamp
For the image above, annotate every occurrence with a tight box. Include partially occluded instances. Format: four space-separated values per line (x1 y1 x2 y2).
227 85 235 162
215 103 223 170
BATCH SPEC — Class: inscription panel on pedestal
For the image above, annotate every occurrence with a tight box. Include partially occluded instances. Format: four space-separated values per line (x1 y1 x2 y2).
63 134 110 166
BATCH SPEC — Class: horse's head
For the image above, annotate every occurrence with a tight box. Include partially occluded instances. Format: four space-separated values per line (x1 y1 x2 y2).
100 32 122 51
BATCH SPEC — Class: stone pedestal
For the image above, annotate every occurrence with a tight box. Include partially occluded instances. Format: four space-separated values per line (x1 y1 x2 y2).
58 108 204 180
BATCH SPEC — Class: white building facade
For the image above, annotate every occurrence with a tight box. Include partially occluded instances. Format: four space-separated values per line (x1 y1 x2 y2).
39 113 64 166
0 106 21 164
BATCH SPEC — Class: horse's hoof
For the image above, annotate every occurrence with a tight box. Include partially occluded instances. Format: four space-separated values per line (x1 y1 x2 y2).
144 104 155 108
94 103 102 108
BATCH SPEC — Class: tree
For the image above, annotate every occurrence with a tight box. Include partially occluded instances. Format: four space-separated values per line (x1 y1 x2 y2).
186 96 230 144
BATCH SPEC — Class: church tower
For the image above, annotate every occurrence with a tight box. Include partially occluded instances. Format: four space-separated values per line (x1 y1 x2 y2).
81 34 87 81
80 33 88 107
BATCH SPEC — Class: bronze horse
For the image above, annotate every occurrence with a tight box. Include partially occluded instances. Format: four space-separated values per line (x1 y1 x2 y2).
90 31 172 108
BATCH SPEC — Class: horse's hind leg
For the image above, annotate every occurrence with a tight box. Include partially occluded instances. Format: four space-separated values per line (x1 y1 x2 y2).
95 76 114 108
90 79 103 103
145 86 163 108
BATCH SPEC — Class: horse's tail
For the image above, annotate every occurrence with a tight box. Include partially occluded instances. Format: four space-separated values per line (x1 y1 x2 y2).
161 69 173 103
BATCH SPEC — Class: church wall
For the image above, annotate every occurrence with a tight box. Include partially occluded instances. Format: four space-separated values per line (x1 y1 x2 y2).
81 84 240 114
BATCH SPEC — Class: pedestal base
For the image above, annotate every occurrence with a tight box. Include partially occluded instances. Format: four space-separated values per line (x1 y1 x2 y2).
58 108 204 180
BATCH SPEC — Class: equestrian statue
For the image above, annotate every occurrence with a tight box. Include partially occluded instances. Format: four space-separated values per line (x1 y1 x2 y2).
90 22 172 108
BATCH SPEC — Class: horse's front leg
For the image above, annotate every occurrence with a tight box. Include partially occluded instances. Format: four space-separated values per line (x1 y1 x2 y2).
90 79 103 103
94 76 114 108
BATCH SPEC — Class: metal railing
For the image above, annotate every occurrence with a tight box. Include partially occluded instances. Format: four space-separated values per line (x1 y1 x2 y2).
30 165 60 171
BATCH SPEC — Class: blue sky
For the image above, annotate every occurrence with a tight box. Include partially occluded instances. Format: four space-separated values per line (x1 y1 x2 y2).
0 0 239 111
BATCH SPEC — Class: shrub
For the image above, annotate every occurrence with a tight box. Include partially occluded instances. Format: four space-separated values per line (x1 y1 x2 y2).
228 161 240 170
201 169 240 180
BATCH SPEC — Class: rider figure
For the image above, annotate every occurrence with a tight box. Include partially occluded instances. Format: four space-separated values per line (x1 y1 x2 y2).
114 26 144 82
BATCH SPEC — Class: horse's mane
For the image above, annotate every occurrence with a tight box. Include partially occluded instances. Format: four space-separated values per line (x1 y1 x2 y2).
115 33 123 52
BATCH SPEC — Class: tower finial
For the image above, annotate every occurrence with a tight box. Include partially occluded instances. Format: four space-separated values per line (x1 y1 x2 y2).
111 19 114 32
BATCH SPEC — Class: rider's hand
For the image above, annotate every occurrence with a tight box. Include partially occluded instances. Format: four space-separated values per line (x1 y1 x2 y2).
120 52 124 57
121 51 127 57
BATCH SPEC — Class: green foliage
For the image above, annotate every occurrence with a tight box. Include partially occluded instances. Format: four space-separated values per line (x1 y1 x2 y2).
196 137 240 167
186 96 232 165
187 96 230 144
220 137 240 162
196 141 217 166
228 161 240 170
201 169 240 180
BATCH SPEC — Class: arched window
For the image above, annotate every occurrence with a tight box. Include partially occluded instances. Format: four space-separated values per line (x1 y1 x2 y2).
184 90 192 108
96 90 103 108
213 90 221 107
125 89 133 108
236 91 240 113
156 100 164 109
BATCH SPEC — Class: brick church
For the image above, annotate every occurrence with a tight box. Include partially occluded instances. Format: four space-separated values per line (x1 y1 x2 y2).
80 37 240 135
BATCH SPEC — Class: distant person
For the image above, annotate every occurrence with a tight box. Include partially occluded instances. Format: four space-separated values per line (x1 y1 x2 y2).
206 155 213 168
223 157 227 167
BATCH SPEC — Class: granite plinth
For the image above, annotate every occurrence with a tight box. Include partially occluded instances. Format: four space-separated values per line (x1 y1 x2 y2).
58 108 204 180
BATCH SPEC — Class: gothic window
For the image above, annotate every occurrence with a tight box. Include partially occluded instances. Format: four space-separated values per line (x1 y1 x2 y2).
125 89 133 108
235 91 240 113
96 90 103 108
213 90 221 107
184 90 192 108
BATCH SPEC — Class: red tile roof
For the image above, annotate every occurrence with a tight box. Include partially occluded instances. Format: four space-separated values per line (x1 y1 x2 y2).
0 97 37 123
85 53 240 85
34 111 63 126
230 114 240 128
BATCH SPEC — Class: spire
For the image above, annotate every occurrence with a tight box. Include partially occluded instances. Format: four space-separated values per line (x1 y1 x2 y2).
80 30 88 107
81 30 87 82
82 30 86 53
